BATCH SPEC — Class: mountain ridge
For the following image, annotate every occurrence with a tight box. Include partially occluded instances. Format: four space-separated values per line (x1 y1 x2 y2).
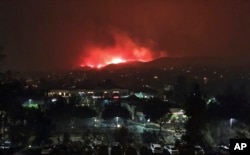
96 56 250 71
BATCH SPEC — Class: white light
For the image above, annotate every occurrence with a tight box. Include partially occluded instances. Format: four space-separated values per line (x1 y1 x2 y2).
51 98 57 102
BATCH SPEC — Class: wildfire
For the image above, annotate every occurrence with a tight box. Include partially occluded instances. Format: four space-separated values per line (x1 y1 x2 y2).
80 32 166 68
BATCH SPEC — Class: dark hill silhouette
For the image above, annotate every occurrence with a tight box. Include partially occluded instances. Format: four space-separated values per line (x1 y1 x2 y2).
100 60 144 70
77 56 250 71
102 56 250 70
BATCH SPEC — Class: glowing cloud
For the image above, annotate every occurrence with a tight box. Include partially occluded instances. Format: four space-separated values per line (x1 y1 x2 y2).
80 31 166 68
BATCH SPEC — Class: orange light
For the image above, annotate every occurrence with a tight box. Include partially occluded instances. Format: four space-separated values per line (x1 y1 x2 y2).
109 57 126 64
79 32 167 68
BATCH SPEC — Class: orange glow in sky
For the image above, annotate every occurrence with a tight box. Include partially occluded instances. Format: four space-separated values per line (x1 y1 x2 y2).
80 32 166 68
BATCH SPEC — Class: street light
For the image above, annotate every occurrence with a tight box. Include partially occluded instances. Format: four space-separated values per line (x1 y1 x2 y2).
230 118 236 128
147 118 150 123
115 117 120 128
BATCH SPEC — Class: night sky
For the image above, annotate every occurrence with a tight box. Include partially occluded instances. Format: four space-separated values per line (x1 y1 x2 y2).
0 0 250 71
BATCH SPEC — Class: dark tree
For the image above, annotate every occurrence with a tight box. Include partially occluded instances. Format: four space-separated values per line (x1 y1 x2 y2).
7 105 52 145
47 97 73 121
143 98 170 122
68 94 82 106
111 144 123 155
32 111 52 145
141 131 158 144
113 127 135 146
142 98 170 133
72 106 97 119
0 46 5 70
97 144 109 155
216 85 249 120
140 145 152 155
102 104 131 120
125 145 137 155
184 83 207 145
63 132 70 144
174 75 188 106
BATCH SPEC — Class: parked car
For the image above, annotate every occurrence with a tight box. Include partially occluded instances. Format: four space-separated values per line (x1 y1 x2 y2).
150 143 163 154
215 145 230 155
0 141 11 149
194 145 205 155
163 145 179 155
